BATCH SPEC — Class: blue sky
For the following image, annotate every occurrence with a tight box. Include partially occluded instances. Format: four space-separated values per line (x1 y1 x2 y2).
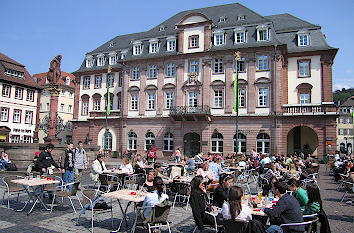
1 0 353 90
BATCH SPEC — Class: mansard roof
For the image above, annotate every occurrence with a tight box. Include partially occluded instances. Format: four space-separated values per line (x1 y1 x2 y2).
75 3 336 73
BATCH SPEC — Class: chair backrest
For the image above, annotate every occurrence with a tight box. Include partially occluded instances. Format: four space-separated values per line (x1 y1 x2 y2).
148 200 171 224
3 175 22 192
280 217 319 233
224 219 248 233
70 182 80 195
175 182 191 195
82 189 97 207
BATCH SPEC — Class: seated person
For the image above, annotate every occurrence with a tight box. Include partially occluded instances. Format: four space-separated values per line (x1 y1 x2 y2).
138 170 158 193
264 181 304 233
209 157 222 181
222 186 252 221
132 154 145 174
0 151 11 170
287 178 308 208
185 155 195 174
90 154 109 191
25 152 40 175
213 174 233 208
142 176 169 219
302 183 322 215
190 176 222 231
196 161 216 183
286 163 299 180
154 162 173 184
119 157 134 174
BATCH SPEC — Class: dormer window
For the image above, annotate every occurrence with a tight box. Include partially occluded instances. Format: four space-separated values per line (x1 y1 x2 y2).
237 15 245 21
213 30 225 46
97 54 105 66
86 55 94 68
133 41 143 55
159 25 165 32
109 41 114 47
108 52 117 65
149 39 159 53
297 30 310 47
257 25 270 41
120 49 128 59
166 36 176 52
65 77 70 85
218 17 226 23
234 27 246 44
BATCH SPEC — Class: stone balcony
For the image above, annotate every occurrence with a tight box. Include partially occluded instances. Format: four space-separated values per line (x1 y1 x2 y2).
282 103 337 116
89 110 121 118
169 105 212 121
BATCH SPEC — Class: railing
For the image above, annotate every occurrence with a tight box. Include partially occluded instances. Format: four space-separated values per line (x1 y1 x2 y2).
283 104 337 114
170 105 211 115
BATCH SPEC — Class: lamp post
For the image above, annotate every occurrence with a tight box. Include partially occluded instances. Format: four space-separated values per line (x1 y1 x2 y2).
234 51 241 155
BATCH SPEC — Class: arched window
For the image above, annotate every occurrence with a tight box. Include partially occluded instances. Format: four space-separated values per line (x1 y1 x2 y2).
102 131 112 150
128 132 137 150
233 133 246 153
340 143 346 153
211 132 223 153
145 132 155 150
256 133 270 154
163 133 174 151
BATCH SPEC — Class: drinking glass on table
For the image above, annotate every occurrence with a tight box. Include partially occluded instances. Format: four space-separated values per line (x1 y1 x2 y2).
258 192 262 200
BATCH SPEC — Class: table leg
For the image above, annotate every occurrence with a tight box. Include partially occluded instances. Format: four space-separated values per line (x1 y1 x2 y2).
111 200 132 233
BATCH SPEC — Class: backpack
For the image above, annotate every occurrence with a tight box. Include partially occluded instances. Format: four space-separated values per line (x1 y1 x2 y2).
6 163 17 171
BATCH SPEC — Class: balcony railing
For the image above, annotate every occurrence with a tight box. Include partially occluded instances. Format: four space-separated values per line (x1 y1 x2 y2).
170 105 211 115
282 103 337 115
169 105 211 121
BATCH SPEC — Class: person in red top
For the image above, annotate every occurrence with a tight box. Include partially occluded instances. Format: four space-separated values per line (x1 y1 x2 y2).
25 151 40 175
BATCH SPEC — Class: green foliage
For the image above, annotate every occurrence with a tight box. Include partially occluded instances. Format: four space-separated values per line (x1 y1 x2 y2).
333 88 354 105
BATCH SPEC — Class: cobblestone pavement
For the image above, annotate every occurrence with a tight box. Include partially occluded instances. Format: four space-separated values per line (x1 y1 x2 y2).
0 164 353 232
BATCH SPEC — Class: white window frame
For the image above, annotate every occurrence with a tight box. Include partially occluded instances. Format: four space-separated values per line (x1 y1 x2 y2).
109 53 117 65
23 135 31 143
148 65 157 78
300 93 310 104
132 67 140 80
2 85 11 97
131 94 138 110
214 59 223 73
256 133 270 154
133 43 143 55
149 42 158 53
163 133 174 151
15 87 23 100
86 57 94 68
97 54 105 66
128 132 137 150
236 57 246 72
82 101 89 116
214 90 223 108
239 89 246 107
83 76 90 89
103 131 113 150
94 100 100 111
147 93 156 110
211 133 224 153
46 103 50 111
214 33 225 46
95 76 102 88
107 74 114 87
298 32 310 47
190 60 199 73
233 133 247 153
188 92 198 108
235 31 246 44
257 27 269 41
13 109 21 123
167 39 176 52
166 64 175 77
1 108 9 122
68 105 72 113
258 88 269 107
65 77 70 85
166 92 174 109
60 104 65 112
61 90 66 97
299 61 310 77
257 55 268 70
26 89 34 101
11 135 20 143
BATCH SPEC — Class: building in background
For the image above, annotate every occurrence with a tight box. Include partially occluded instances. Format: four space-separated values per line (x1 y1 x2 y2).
337 96 354 154
72 3 338 158
32 72 75 144
0 52 41 143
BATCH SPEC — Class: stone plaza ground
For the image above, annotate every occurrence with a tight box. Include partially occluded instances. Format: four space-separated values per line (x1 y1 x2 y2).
0 164 353 233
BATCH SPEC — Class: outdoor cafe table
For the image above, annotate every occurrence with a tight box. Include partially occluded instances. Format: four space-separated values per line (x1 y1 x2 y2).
103 189 146 233
173 176 193 183
11 178 60 215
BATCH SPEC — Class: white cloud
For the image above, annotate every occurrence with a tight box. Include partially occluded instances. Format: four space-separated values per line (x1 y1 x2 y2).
345 69 353 74
334 83 351 90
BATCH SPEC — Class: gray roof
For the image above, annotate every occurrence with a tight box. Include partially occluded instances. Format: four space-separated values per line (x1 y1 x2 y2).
340 96 354 107
75 3 335 73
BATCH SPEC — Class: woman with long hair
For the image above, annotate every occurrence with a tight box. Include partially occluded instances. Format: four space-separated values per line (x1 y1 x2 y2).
303 183 322 215
138 169 158 193
190 176 222 231
222 186 252 221
213 174 233 207
142 176 169 219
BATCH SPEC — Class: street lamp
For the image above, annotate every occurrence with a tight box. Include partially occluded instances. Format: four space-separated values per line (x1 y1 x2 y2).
344 137 348 154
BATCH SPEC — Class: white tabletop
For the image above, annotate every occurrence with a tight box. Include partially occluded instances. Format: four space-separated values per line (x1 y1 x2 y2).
103 189 146 202
11 178 60 187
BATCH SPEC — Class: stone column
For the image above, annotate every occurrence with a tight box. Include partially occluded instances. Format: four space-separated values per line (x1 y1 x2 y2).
46 85 60 144
224 57 233 114
247 54 256 114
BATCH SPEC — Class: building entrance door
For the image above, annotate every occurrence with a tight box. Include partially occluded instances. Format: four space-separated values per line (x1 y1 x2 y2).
287 126 318 156
183 133 200 157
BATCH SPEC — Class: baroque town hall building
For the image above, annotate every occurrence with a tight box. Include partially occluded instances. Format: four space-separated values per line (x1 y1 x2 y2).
72 3 337 158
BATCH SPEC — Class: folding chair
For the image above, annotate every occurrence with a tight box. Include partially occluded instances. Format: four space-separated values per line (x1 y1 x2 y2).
223 219 248 233
2 175 25 208
143 201 172 233
192 211 222 233
50 182 82 213
340 181 354 202
172 182 191 210
280 217 319 233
